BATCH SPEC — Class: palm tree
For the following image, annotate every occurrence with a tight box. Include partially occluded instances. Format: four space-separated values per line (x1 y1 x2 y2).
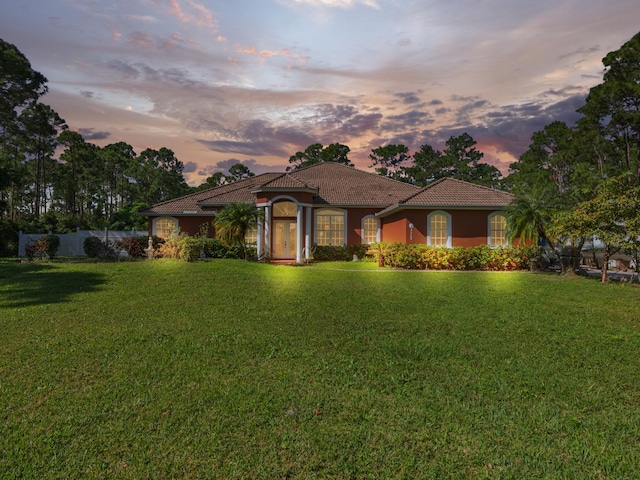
506 189 567 274
213 202 264 259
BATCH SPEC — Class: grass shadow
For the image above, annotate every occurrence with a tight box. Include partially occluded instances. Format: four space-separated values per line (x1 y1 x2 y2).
0 262 106 308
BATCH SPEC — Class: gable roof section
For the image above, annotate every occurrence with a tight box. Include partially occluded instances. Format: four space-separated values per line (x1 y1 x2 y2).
140 173 281 215
250 172 319 193
285 162 420 206
377 178 514 217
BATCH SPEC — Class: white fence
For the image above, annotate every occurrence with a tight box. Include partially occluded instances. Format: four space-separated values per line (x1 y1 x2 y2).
18 228 143 257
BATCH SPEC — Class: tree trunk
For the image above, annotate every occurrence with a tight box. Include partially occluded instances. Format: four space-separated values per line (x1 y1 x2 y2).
601 245 611 284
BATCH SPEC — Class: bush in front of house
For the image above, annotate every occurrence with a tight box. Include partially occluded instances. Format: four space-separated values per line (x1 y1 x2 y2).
25 234 60 261
312 244 371 262
83 236 103 258
370 242 542 271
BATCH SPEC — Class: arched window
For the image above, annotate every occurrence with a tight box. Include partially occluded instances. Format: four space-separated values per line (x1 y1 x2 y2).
153 217 178 239
273 201 297 217
427 211 451 247
488 212 507 247
361 216 380 244
315 208 346 246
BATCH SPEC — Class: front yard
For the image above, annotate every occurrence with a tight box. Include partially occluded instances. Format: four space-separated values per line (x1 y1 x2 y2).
1 260 639 478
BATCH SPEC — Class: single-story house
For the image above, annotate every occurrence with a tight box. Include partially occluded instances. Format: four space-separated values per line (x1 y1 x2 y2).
140 162 515 262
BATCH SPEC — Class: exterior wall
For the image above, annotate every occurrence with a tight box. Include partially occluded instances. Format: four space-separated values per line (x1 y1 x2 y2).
381 209 505 247
451 210 493 247
345 208 381 245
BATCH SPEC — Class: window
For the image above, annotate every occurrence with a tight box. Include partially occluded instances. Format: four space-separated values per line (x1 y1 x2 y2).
488 213 507 247
316 209 345 246
362 216 379 244
245 226 257 245
427 211 451 247
273 201 297 217
153 217 178 239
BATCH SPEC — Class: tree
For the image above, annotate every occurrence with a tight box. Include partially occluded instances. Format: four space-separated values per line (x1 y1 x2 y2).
195 172 226 191
287 143 352 171
226 163 255 183
19 103 67 216
405 143 443 186
579 31 640 186
133 147 188 205
100 142 136 219
557 178 640 283
441 132 499 185
505 188 568 274
56 130 101 223
213 202 264 259
0 39 48 220
369 144 410 180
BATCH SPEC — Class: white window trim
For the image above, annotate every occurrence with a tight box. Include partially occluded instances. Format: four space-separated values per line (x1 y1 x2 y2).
361 215 380 244
427 210 452 248
488 211 507 248
152 216 179 238
314 208 347 246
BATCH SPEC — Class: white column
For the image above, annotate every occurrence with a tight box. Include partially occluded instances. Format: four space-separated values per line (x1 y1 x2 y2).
264 205 271 258
296 205 303 264
305 206 312 261
256 212 264 259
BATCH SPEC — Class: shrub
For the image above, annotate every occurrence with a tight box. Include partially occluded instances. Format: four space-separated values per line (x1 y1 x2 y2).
25 234 60 261
83 236 103 258
370 242 542 271
178 235 201 262
118 237 144 257
313 245 352 262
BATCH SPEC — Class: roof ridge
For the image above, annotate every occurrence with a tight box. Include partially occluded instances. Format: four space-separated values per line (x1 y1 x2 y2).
290 162 422 188
442 177 513 196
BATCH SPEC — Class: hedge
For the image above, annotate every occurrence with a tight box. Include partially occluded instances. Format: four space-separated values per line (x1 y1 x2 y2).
367 242 542 271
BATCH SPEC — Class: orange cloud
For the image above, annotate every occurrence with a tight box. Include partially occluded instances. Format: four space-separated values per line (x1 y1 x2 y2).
235 45 308 63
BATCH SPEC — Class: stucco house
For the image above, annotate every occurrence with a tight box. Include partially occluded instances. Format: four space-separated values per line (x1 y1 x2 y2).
140 162 515 262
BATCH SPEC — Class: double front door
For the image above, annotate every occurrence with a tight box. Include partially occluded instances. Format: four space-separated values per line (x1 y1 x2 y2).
273 220 297 259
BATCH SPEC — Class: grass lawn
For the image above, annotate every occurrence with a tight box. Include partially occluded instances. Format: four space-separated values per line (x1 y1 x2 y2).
1 259 639 479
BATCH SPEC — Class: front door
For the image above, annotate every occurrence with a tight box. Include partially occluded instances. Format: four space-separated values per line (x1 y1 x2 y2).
273 220 297 259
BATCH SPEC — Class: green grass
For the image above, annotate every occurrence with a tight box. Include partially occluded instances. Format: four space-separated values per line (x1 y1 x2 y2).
1 259 639 479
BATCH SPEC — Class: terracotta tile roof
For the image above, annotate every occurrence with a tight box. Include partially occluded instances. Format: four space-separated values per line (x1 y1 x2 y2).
287 162 420 206
377 178 514 216
402 178 514 206
140 173 281 214
254 173 318 190
141 164 513 216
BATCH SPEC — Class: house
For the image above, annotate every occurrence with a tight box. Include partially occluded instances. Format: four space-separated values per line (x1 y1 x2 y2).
140 162 515 262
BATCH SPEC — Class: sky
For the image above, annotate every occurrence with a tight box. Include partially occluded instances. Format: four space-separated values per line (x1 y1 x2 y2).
2 0 640 186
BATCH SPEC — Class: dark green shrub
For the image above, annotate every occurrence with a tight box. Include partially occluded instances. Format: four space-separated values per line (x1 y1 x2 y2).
42 234 60 259
202 238 228 258
83 236 103 258
312 245 352 261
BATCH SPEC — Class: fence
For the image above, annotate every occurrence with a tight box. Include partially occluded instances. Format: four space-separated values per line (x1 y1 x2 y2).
18 228 143 257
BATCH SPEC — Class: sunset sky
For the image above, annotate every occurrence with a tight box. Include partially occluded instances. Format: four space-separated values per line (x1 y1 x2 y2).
2 0 639 185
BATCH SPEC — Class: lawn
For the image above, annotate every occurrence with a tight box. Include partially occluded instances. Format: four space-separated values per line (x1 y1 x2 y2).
1 259 639 479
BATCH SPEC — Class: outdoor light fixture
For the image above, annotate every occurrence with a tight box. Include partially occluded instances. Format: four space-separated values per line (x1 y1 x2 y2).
408 223 414 241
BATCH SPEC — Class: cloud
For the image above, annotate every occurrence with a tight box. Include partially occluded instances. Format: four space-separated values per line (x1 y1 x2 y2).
183 161 198 173
395 91 422 104
77 128 110 141
277 0 379 9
